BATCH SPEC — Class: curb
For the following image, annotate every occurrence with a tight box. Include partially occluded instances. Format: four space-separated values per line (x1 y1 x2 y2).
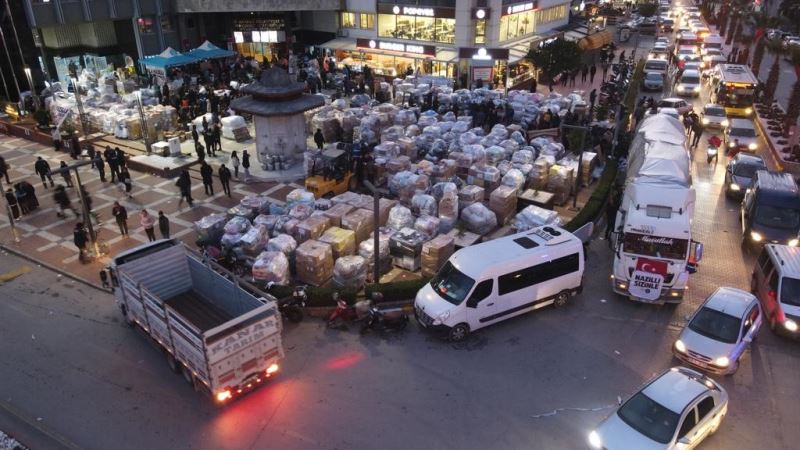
304 301 414 318
0 244 110 293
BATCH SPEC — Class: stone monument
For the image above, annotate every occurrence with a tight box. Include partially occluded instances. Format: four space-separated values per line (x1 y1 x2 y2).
230 66 324 169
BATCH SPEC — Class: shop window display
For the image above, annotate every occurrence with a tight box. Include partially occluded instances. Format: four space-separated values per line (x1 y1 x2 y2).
499 4 567 42
341 12 357 28
378 14 455 44
360 13 375 29
137 17 155 34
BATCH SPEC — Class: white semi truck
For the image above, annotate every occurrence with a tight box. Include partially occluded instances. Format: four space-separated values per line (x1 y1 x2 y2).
104 239 284 403
611 114 704 303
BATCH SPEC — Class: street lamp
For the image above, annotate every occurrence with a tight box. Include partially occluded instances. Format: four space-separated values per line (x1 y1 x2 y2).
0 177 21 243
23 66 39 110
70 77 89 137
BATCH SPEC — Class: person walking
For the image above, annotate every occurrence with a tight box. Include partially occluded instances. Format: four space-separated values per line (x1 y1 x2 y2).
119 167 133 199
54 185 78 218
212 124 222 154
176 170 194 207
0 155 9 184
140 209 157 242
230 151 240 179
314 128 325 150
59 161 73 187
115 148 127 169
105 147 120 183
569 70 577 87
218 163 232 197
92 153 106 182
242 150 251 182
158 211 170 239
34 157 54 188
111 201 128 236
691 119 704 148
200 161 214 195
589 64 597 84
601 63 609 82
581 64 588 83
191 124 200 148
73 222 89 262
618 50 626 64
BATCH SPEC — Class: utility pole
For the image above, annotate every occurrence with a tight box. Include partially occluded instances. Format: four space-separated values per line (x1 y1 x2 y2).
561 123 590 209
0 177 20 242
363 180 381 286
50 160 98 252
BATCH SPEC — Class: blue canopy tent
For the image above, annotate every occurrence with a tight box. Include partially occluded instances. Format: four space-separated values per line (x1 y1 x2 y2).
140 47 198 76
186 40 235 60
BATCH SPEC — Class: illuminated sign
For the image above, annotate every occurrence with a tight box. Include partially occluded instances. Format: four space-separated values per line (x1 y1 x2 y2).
379 4 455 19
458 47 510 60
503 2 537 16
403 7 434 17
358 39 436 57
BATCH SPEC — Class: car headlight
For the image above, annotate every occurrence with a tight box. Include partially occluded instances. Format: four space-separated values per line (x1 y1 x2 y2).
729 142 736 147
588 430 603 449
748 143 757 150
751 231 763 242
785 319 798 332
675 339 687 353
745 107 753 115
790 239 799 247
694 86 701 92
721 119 729 127
713 356 730 367
432 309 450 325
730 183 740 191
677 85 685 92
702 118 710 124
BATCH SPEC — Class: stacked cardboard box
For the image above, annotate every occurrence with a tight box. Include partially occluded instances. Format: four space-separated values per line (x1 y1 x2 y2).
421 234 455 277
580 151 598 186
389 227 428 271
360 197 397 227
458 185 484 210
341 208 375 244
322 203 354 227
489 185 518 225
295 239 333 286
295 215 330 243
319 227 357 259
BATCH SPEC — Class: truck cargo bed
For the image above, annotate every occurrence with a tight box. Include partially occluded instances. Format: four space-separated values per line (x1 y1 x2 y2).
165 290 233 332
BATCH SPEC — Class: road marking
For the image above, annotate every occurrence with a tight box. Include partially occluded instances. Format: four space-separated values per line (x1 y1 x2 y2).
0 398 82 450
0 265 32 283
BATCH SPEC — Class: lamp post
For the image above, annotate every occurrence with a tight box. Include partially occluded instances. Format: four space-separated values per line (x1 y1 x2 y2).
24 66 39 110
0 16 22 110
0 177 21 243
136 91 152 155
71 77 89 137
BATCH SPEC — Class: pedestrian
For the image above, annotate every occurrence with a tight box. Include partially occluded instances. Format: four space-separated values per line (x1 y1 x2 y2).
202 116 209 134
530 77 537 93
561 70 569 87
569 70 577 87
73 222 89 262
158 211 170 239
601 63 609 82
54 185 77 218
683 112 694 134
105 147 119 183
91 153 106 182
604 188 620 240
112 201 128 236
314 128 325 150
69 133 81 160
218 163 232 197
242 149 251 182
115 147 126 169
119 167 133 198
581 64 589 83
691 120 704 148
191 124 200 147
619 50 626 63
18 181 38 212
140 209 157 242
590 64 597 84
176 169 194 207
52 128 63 152
200 160 214 195
59 161 73 187
230 150 240 179
34 156 55 188
213 124 222 154
5 188 20 219
0 155 9 184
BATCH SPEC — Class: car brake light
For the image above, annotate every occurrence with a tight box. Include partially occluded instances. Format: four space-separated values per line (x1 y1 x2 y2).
267 363 279 375
216 390 232 402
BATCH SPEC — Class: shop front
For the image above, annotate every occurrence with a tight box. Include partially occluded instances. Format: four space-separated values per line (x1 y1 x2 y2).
458 47 512 90
376 4 456 45
322 38 456 79
231 15 288 63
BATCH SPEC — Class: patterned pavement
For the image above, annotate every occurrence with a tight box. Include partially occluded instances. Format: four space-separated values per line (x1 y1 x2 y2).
0 134 303 286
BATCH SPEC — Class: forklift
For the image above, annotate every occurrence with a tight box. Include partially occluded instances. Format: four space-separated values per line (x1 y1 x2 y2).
305 148 358 198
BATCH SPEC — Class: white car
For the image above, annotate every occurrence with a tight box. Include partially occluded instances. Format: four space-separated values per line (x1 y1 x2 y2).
676 69 702 97
588 367 729 450
658 97 692 115
674 287 762 375
700 103 729 129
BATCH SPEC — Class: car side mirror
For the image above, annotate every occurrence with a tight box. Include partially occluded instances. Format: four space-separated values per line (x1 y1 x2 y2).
678 437 691 446
692 241 704 262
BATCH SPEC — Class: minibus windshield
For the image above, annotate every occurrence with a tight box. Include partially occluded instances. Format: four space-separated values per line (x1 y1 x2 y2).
430 261 475 305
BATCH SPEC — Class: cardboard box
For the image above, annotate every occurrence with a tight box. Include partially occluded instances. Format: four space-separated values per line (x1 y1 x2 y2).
341 208 375 244
318 226 357 259
295 239 333 286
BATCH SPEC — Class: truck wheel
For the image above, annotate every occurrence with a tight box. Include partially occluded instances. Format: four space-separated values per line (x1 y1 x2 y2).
554 291 570 307
181 365 195 388
448 323 470 342
166 353 180 373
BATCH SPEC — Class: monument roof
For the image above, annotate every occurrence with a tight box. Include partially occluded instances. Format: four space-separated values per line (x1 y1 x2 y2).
231 66 325 116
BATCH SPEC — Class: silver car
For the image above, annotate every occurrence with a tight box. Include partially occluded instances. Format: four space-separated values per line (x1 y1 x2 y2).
643 72 665 91
673 287 762 375
700 104 728 129
724 118 759 155
725 153 766 197
589 367 729 450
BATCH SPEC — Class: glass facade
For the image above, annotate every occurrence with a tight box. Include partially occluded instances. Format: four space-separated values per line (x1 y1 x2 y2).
378 14 455 44
341 12 357 28
499 4 568 42
333 49 453 78
474 19 486 45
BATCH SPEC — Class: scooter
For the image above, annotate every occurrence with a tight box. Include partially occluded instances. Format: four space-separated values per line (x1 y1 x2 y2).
707 145 718 164
359 302 409 335
326 292 371 328
268 283 307 323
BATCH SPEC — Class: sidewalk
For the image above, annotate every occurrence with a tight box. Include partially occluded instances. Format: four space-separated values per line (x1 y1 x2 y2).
0 134 304 289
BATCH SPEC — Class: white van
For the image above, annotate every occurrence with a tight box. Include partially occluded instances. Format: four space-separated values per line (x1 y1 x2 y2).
414 226 585 341
677 69 702 97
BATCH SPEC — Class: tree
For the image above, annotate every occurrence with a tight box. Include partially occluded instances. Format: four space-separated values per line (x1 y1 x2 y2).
746 11 785 78
718 12 729 37
526 38 583 82
780 0 800 34
638 1 658 18
764 40 785 106
784 48 800 133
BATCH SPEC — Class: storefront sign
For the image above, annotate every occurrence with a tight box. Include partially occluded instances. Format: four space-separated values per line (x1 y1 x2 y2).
502 1 538 16
233 17 285 32
400 7 434 17
472 8 490 20
357 39 436 57
378 4 456 19
471 66 493 82
459 47 511 60
629 271 664 301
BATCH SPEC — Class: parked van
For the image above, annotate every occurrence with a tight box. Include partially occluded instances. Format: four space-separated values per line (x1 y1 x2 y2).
702 34 724 53
751 244 800 338
414 226 584 341
741 170 800 248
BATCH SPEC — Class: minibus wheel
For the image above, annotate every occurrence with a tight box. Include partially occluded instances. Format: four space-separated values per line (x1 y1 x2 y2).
449 324 470 342
554 291 570 307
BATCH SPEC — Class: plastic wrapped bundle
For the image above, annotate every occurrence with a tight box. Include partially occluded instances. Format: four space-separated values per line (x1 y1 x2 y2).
452 121 470 133
499 139 520 155
395 109 417 126
240 195 271 215
195 213 228 243
323 202 354 227
512 149 534 165
295 240 334 286
228 205 257 222
296 215 331 243
461 203 498 235
463 144 487 167
224 216 252 235
411 193 437 217
358 228 393 260
540 141 565 160
267 233 297 257
331 191 362 206
251 251 290 285
314 198 332 211
458 131 480 146
240 224 270 256
374 142 400 159
546 165 574 206
459 185 485 206
513 205 562 232
502 168 526 191
331 98 348 110
269 203 287 216
360 197 397 227
511 130 526 145
397 138 416 158
431 182 458 202
289 203 314 221
489 185 518 225
332 255 368 290
254 214 280 234
380 125 404 143
220 232 244 251
438 191 459 221
414 215 440 238
386 205 414 231
496 160 513 176
405 124 421 137
285 189 316 209
389 227 429 271
485 145 506 165
319 227 357 259
342 208 375 244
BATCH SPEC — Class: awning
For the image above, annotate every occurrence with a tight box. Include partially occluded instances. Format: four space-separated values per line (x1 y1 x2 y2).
141 47 198 72
578 30 613 50
320 38 357 51
564 30 588 42
435 48 458 64
186 40 235 60
508 45 530 64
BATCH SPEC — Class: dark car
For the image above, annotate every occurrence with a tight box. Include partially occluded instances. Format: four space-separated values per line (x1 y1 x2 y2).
741 170 800 248
725 153 766 198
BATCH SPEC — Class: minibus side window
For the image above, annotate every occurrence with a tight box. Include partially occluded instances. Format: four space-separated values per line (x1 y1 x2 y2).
466 279 494 308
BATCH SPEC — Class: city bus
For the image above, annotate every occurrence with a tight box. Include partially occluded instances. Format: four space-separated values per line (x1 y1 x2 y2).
709 64 758 117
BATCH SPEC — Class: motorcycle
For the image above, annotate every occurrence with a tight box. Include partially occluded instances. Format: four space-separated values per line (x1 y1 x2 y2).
359 301 409 335
326 292 372 328
707 146 718 164
268 283 307 323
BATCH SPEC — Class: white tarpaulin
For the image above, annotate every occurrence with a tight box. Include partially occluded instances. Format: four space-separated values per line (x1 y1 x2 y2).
626 114 691 188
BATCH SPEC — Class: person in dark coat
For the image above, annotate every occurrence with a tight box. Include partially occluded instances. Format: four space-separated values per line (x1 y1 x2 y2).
111 201 128 236
34 157 55 188
115 148 126 168
605 188 621 240
200 161 214 195
158 211 170 239
92 153 106 182
314 128 325 150
105 147 119 183
202 116 209 134
0 155 9 183
242 150 251 182
59 161 73 187
212 124 222 154
73 222 89 261
691 120 704 148
54 185 77 218
581 64 589 83
176 169 194 207
18 181 38 212
590 64 597 84
218 164 232 197
191 124 200 147
5 189 19 219
202 131 211 160
119 167 133 198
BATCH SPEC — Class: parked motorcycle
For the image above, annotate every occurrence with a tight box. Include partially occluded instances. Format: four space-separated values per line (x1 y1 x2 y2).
326 292 372 328
359 301 410 335
268 283 307 323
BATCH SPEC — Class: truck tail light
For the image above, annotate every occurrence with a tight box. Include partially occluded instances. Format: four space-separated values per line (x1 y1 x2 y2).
216 390 232 402
266 363 279 375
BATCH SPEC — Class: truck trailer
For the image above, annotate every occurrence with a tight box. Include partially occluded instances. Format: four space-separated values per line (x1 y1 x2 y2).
105 239 283 403
611 114 704 303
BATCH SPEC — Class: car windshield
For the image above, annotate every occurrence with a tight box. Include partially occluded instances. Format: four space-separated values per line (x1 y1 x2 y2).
705 106 725 116
730 127 756 137
733 163 762 178
659 100 681 108
680 49 694 55
622 232 689 260
429 261 475 306
682 76 700 84
617 392 680 444
688 306 742 344
646 61 668 70
754 205 800 229
780 277 800 307
646 73 663 81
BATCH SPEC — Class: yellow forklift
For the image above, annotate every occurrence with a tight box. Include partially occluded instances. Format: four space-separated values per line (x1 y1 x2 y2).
305 148 358 198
